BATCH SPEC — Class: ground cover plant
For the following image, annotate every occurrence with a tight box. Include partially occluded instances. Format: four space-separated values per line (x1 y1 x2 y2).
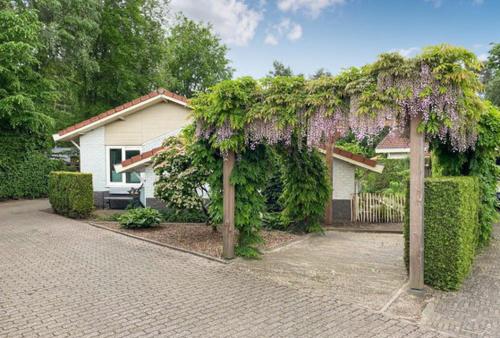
118 207 162 229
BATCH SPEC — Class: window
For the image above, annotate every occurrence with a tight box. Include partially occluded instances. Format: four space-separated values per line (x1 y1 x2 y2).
107 147 141 185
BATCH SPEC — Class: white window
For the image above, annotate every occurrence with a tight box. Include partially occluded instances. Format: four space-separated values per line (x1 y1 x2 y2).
106 146 142 186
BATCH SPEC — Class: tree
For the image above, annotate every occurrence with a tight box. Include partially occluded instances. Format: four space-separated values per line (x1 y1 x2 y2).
310 68 332 79
0 6 56 139
87 0 167 117
161 16 233 98
484 43 500 106
267 60 294 77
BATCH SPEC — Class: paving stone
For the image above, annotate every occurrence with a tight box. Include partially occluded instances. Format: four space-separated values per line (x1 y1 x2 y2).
1 199 444 337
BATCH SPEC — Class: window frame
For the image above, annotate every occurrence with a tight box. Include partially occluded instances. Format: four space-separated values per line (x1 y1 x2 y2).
105 146 142 187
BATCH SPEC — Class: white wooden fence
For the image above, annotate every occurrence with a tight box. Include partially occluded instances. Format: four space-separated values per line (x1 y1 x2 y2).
352 193 406 223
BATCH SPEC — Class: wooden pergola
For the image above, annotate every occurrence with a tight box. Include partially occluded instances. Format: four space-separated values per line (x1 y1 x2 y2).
221 118 425 289
192 46 482 292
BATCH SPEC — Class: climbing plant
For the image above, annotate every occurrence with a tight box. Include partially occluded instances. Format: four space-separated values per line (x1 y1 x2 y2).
191 44 485 258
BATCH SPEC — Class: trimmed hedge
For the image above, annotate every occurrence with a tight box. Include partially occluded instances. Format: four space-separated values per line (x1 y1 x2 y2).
404 177 479 290
48 172 93 218
0 153 64 200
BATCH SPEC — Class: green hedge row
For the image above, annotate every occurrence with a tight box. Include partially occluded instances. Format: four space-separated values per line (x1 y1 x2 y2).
0 153 65 200
48 172 93 218
404 177 480 290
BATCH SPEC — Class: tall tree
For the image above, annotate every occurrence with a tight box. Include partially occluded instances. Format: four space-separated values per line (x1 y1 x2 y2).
0 5 56 140
161 16 233 98
17 0 101 128
88 0 167 116
484 43 500 106
267 60 294 77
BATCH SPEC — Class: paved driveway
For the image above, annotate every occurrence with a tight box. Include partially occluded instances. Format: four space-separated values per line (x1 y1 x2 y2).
0 200 445 337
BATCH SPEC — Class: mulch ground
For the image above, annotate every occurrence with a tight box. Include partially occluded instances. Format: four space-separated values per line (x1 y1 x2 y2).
92 221 300 259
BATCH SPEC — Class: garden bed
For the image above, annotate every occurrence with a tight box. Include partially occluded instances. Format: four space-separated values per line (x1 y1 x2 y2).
91 221 300 259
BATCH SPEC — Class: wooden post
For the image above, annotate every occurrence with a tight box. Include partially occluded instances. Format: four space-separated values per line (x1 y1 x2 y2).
324 139 334 226
409 116 425 290
222 151 236 259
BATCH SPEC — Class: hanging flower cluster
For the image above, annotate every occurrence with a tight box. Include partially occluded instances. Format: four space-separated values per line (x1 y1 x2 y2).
192 45 484 153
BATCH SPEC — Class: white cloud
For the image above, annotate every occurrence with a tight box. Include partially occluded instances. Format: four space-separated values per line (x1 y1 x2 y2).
277 0 346 17
264 34 279 45
170 0 262 46
472 0 484 5
287 22 303 41
264 18 303 45
392 47 420 58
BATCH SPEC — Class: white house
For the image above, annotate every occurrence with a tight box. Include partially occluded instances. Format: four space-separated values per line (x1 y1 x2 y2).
53 89 384 221
53 88 191 208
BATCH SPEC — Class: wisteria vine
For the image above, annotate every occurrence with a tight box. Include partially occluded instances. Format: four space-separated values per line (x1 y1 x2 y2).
192 44 484 153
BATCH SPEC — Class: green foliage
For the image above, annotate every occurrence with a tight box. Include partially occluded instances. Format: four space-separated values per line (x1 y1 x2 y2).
404 177 480 290
0 152 64 200
361 158 409 194
231 146 272 257
118 207 162 229
48 172 93 218
0 6 56 135
153 133 210 219
267 60 294 77
162 16 233 98
431 102 500 247
484 43 500 107
160 208 208 223
280 143 331 233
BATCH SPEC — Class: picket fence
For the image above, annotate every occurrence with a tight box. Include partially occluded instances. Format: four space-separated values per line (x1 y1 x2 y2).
352 193 406 223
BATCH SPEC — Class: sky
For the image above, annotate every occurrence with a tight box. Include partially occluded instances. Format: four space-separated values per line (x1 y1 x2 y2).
170 0 500 78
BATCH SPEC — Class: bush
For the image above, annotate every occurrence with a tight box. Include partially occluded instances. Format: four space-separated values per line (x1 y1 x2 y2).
404 177 480 290
48 172 93 218
0 152 64 200
160 208 208 223
118 207 162 228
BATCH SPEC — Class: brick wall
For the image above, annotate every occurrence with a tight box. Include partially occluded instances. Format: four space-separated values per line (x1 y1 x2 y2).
332 158 355 200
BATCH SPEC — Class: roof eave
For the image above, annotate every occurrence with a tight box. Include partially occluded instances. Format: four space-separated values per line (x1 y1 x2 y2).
53 94 190 142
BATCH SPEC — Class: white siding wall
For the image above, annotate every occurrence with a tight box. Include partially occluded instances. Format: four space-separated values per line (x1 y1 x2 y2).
80 127 106 191
332 158 355 200
144 166 156 200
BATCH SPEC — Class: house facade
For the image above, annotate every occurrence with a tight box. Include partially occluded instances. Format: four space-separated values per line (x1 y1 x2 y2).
53 89 191 208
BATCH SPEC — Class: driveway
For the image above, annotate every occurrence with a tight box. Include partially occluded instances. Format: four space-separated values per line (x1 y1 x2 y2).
0 199 470 337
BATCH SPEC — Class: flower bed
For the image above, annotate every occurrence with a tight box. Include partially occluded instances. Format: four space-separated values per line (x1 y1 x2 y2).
92 221 299 259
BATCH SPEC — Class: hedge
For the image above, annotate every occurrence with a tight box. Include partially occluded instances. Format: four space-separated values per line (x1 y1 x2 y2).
404 177 479 290
0 152 64 200
48 172 93 218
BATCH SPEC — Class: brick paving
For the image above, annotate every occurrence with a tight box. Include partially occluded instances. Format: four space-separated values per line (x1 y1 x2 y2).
1 199 444 337
422 222 500 338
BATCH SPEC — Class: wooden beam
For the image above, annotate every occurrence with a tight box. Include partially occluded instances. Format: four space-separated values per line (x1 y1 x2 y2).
409 116 425 290
324 139 334 226
222 151 236 259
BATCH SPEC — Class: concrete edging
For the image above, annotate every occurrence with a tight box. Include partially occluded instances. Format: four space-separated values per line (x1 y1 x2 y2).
86 221 229 265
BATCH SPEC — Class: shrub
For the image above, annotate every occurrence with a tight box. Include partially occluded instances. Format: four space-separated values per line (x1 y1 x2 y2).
160 208 208 223
404 177 480 290
48 172 93 218
0 152 64 200
118 207 162 229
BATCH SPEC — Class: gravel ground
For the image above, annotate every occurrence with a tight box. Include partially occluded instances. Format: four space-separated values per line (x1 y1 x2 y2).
92 221 300 258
